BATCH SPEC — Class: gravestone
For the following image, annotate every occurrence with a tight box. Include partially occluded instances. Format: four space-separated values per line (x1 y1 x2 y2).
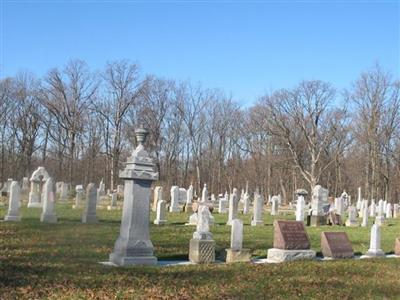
40 178 57 223
107 192 118 210
189 205 215 264
271 195 279 216
394 204 399 218
98 179 106 197
73 185 84 209
345 206 358 227
4 181 21 221
310 185 329 226
361 200 369 227
267 220 316 262
179 188 187 204
295 195 305 222
152 186 162 212
109 128 159 266
243 192 250 214
117 184 124 194
335 197 345 217
21 177 29 192
251 190 264 226
169 186 180 212
185 184 194 212
226 219 251 263
386 203 392 219
321 232 353 258
370 200 376 217
375 199 385 226
356 187 362 210
82 183 98 223
59 182 68 201
227 188 239 225
28 166 49 208
362 224 385 258
154 200 167 225
218 195 228 214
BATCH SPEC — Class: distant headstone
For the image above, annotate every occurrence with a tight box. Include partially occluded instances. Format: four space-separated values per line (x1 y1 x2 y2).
271 195 279 216
310 185 328 226
321 232 353 258
154 200 167 225
361 201 369 227
40 178 57 223
356 187 362 210
179 188 187 203
4 181 21 221
152 186 162 212
21 177 29 192
394 204 399 218
226 219 251 263
295 195 305 222
169 186 180 212
107 192 118 210
218 195 228 214
28 166 49 208
185 184 194 212
227 188 239 225
386 203 392 219
73 185 84 209
117 184 124 194
375 199 385 226
59 182 68 201
243 192 250 214
251 191 263 226
82 183 98 223
345 206 358 227
370 200 376 217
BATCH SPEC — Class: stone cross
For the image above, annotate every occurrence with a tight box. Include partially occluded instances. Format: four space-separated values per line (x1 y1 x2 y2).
41 178 57 223
227 188 238 225
154 199 167 225
4 181 21 221
109 127 159 266
169 186 180 212
251 190 264 226
82 183 98 223
295 195 305 222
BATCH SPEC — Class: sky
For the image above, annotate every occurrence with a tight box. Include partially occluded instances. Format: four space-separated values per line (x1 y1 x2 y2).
1 0 399 105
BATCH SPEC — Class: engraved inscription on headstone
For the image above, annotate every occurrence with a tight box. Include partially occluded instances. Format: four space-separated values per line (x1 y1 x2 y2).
273 220 311 250
321 232 354 258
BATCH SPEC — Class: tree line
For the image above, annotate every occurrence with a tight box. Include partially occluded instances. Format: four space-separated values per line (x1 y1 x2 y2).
1 60 399 202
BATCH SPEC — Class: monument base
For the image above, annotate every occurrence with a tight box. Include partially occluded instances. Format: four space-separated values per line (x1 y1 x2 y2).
251 220 263 226
345 220 359 227
107 205 118 210
226 248 251 263
189 239 215 264
41 214 57 223
109 253 158 266
267 248 316 263
154 219 166 225
361 249 386 258
27 202 42 208
310 215 326 226
82 215 98 223
4 215 21 222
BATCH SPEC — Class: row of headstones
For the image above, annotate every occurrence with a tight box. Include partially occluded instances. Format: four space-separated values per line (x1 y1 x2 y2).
4 179 102 224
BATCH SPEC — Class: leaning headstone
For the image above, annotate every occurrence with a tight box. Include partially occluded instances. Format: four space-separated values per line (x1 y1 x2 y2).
189 205 215 264
73 185 84 209
310 185 329 226
251 190 264 226
107 192 118 210
321 232 354 259
154 200 167 225
295 195 305 222
227 188 239 225
28 166 49 208
226 219 251 263
152 186 162 212
267 220 316 262
345 206 358 227
362 224 385 258
169 186 180 212
40 178 57 223
109 128 159 266
4 181 21 221
82 183 98 223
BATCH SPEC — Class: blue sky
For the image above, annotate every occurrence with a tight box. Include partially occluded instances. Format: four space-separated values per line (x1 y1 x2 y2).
1 1 399 105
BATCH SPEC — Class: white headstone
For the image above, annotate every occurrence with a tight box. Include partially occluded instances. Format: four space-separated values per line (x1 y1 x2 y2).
154 200 167 225
179 188 187 203
243 192 250 214
169 186 180 212
40 178 57 223
218 196 228 214
193 205 212 240
361 200 369 227
311 185 328 216
345 205 358 226
227 188 239 225
356 187 362 210
230 219 243 251
186 184 193 205
73 185 84 209
251 191 264 226
4 181 21 221
394 204 399 218
370 200 376 217
59 182 68 201
295 195 305 222
271 195 279 216
376 199 385 226
152 186 162 212
107 192 118 210
335 197 345 216
117 184 124 194
82 183 98 223
201 184 208 203
365 224 385 257
28 166 49 208
386 203 392 219
21 177 29 191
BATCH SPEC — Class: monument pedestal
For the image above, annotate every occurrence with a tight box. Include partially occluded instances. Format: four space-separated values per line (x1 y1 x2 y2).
361 249 385 258
189 239 215 264
154 219 166 225
40 214 57 223
267 248 316 263
4 215 21 222
225 248 251 263
310 215 326 226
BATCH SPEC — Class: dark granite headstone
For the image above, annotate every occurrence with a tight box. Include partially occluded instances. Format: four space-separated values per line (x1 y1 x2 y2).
273 220 311 250
321 232 353 258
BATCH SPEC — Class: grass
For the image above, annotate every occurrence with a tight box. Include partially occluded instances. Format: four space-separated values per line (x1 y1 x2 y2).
1 197 400 299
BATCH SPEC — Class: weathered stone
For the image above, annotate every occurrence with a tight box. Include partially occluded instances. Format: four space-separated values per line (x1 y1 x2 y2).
356 187 362 210
364 224 385 257
394 238 400 256
375 199 385 226
227 188 238 225
394 204 399 218
311 185 329 217
4 181 21 221
189 239 215 264
243 192 250 214
169 186 180 212
226 249 251 263
273 220 311 250
40 178 57 223
73 185 84 209
107 192 118 210
82 183 98 223
28 166 49 208
321 232 353 258
361 200 369 227
179 188 187 204
59 182 68 201
267 248 316 263
251 191 263 226
386 203 392 219
225 219 251 263
295 195 305 222
154 200 167 225
271 195 279 216
370 200 376 217
109 127 159 266
152 186 162 212
21 177 29 191
345 206 358 227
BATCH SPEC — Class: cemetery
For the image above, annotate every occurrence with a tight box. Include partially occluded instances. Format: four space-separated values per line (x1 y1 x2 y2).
2 128 400 299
